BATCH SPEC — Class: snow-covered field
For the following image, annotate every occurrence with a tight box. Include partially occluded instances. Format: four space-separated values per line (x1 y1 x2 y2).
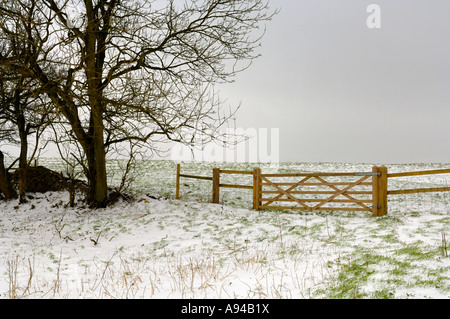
1 159 450 299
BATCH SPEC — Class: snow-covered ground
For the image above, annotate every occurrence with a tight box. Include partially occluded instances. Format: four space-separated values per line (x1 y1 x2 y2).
1 160 450 298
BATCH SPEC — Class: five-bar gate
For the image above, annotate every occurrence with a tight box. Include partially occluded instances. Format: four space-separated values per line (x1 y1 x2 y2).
253 168 386 215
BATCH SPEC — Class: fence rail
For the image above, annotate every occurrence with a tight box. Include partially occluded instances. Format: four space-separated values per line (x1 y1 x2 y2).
175 164 450 216
388 187 450 195
179 174 213 181
388 168 450 178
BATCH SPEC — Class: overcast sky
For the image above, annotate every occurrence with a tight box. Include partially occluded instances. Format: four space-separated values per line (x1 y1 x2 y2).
219 0 450 164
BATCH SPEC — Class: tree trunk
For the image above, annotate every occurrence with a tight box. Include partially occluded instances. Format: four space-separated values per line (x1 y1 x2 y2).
84 0 108 208
17 111 28 204
86 155 107 208
68 177 75 207
12 80 28 204
85 116 108 208
93 129 108 208
0 150 17 200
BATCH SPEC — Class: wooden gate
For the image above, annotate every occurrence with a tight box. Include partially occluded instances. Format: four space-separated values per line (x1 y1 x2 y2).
253 169 382 213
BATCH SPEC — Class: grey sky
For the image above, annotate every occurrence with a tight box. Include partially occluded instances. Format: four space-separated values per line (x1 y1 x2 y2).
220 0 450 163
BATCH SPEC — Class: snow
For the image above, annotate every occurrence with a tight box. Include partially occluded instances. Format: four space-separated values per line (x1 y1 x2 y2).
1 160 450 299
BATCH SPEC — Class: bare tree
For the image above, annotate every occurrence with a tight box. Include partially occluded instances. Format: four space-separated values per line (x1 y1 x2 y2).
0 2 53 202
0 0 277 207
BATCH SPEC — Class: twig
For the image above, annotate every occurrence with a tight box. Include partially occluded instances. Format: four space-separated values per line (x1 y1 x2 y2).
442 232 448 257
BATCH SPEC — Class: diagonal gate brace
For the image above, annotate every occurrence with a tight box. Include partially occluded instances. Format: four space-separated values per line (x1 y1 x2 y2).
312 175 371 211
260 176 311 209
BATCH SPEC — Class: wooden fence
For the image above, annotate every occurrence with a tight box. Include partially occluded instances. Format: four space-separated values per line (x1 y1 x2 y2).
175 164 254 203
387 168 450 195
175 164 450 216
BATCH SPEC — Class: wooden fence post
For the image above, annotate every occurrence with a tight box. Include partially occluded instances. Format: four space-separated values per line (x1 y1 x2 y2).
379 166 388 216
176 163 181 199
372 166 388 216
372 166 379 216
212 168 220 204
253 167 262 210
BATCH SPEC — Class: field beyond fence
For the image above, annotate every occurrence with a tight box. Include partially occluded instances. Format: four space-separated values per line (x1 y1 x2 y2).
175 164 450 216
